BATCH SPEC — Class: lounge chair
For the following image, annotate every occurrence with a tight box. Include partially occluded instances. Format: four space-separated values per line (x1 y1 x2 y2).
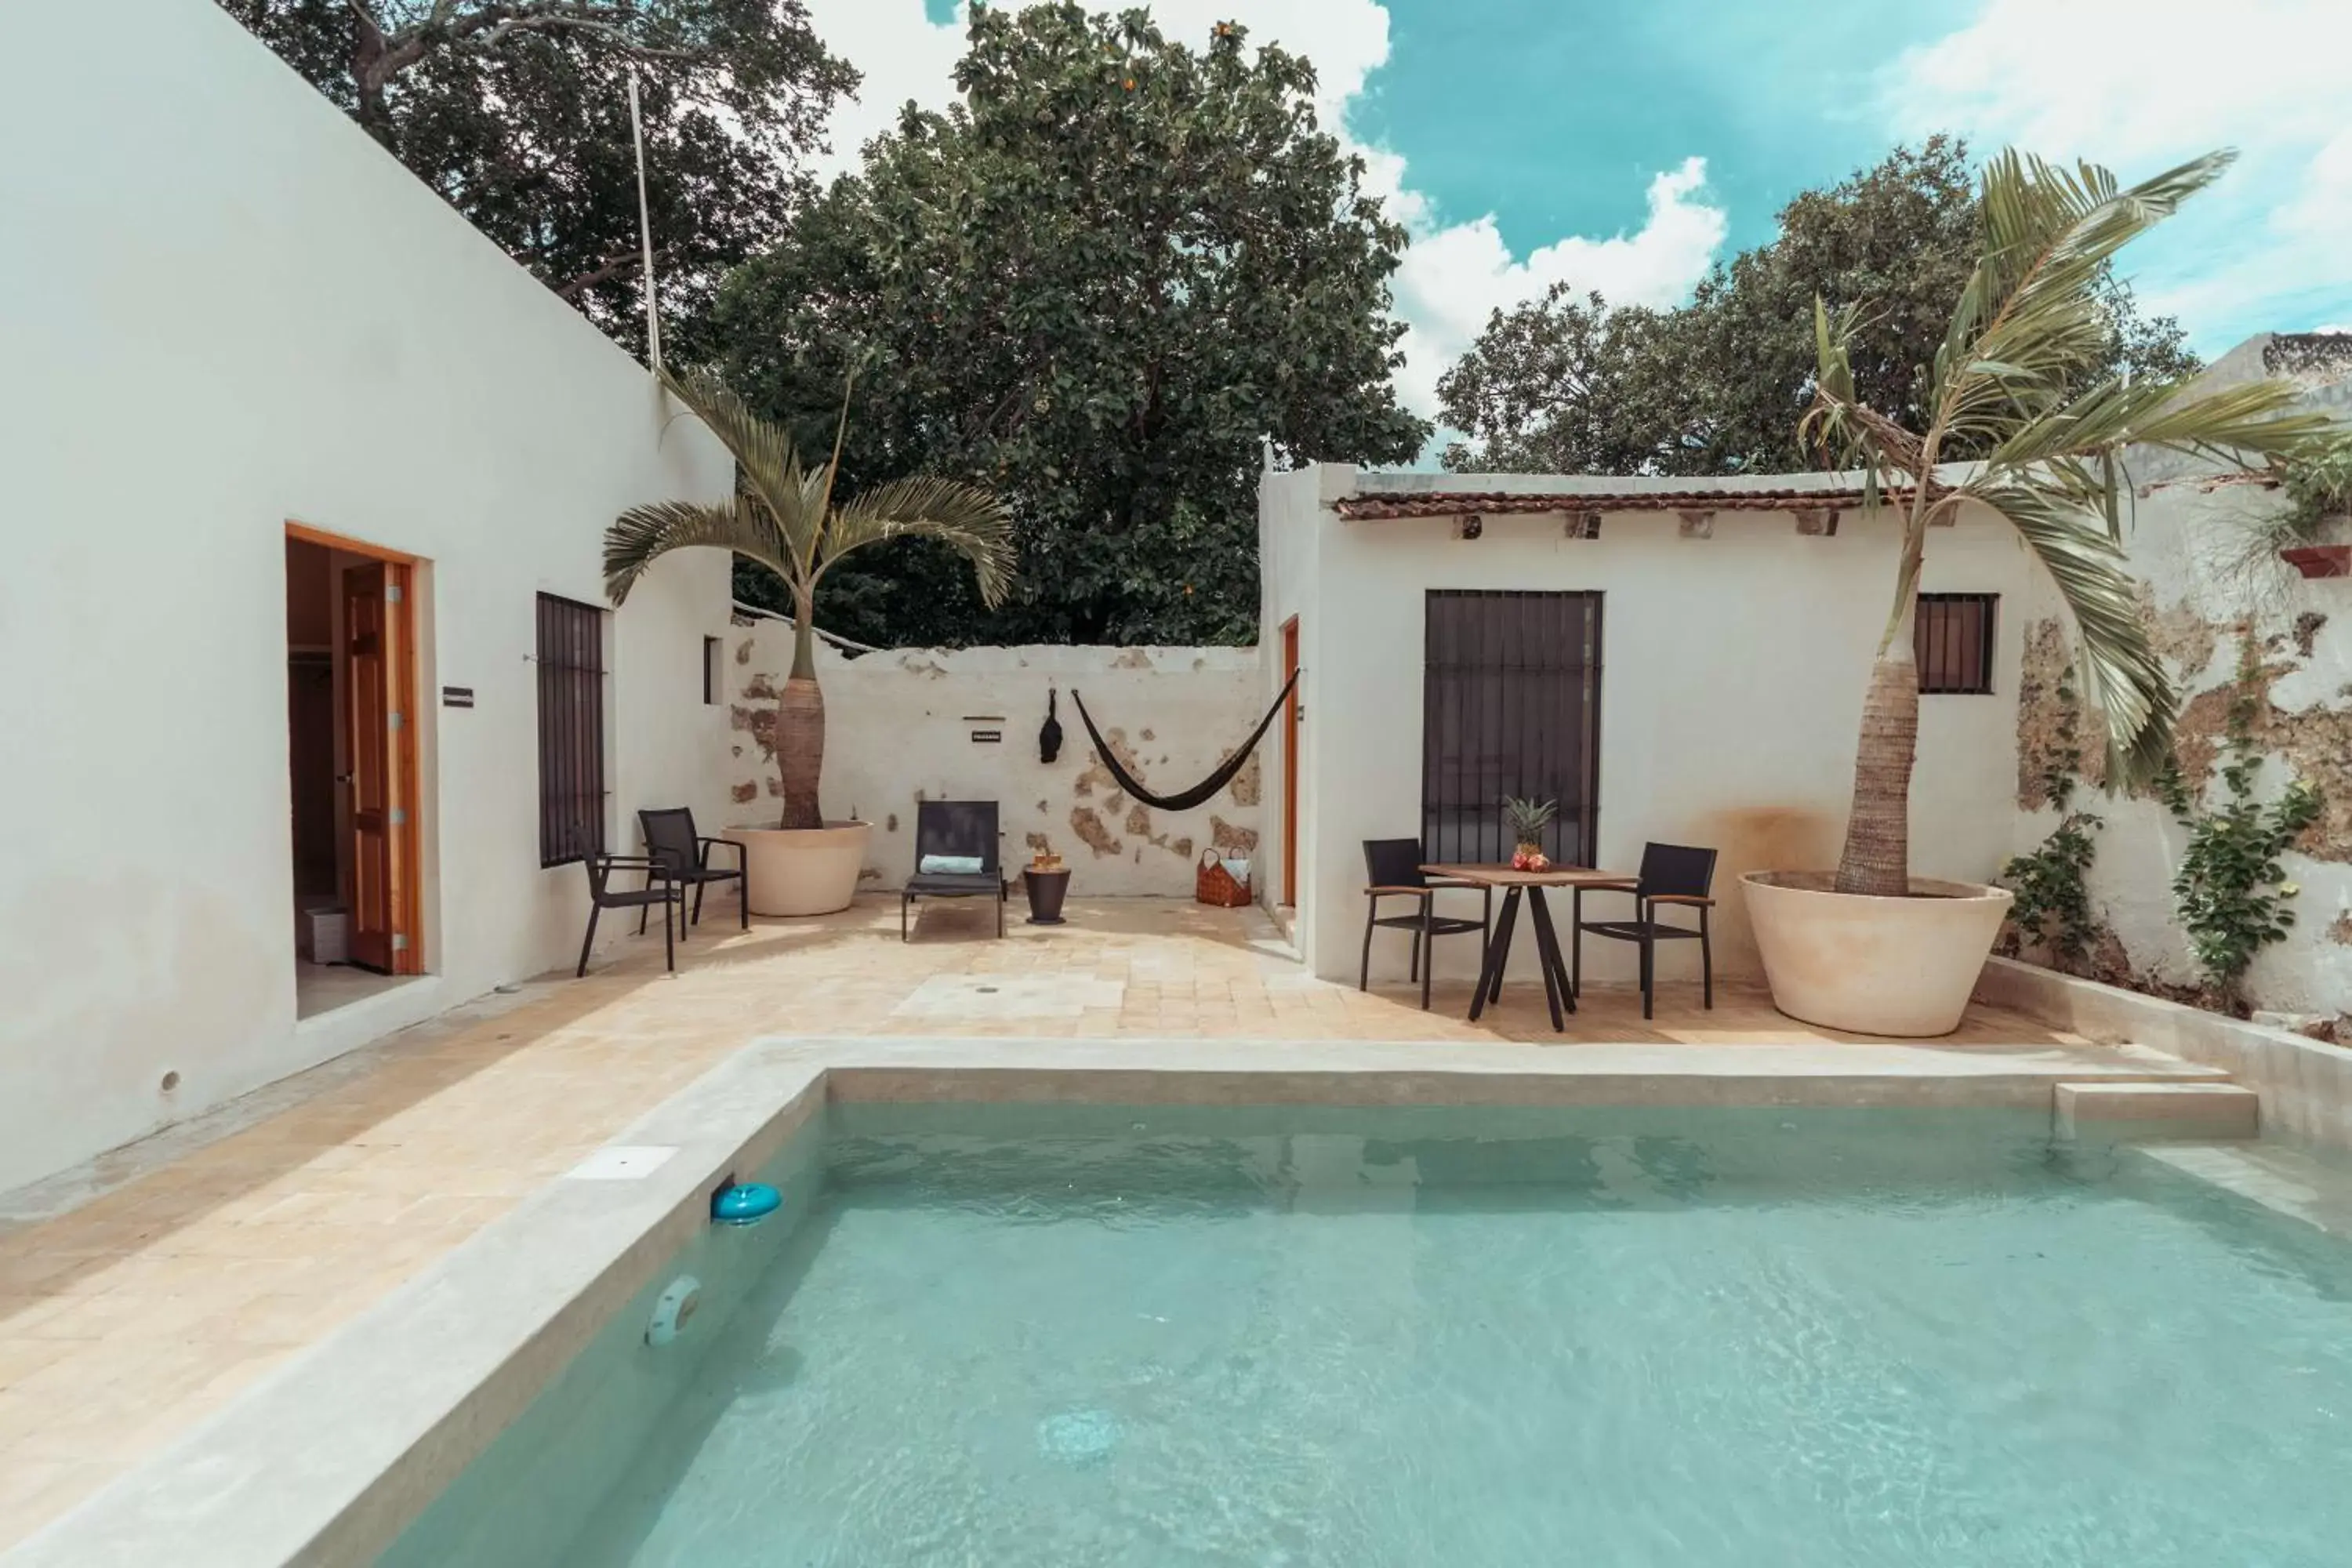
902 800 1006 941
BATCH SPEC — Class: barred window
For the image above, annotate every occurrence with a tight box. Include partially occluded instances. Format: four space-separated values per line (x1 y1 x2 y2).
1422 590 1604 866
536 593 607 866
1916 593 1997 695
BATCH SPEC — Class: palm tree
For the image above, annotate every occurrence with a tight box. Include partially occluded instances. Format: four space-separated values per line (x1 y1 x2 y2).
1802 148 2335 898
604 367 1013 830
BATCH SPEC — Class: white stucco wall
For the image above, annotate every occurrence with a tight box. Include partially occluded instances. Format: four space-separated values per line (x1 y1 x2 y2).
1261 467 2035 987
1254 458 1342 913
2006 339 2352 1014
725 624 1263 895
0 0 733 1192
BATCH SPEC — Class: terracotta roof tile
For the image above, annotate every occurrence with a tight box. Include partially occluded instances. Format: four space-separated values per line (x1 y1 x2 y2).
1330 486 1918 521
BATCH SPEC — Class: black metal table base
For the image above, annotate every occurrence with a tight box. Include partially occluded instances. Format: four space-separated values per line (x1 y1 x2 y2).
1467 886 1577 1029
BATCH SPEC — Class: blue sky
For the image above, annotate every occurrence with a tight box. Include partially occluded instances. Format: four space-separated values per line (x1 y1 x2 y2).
808 0 2352 419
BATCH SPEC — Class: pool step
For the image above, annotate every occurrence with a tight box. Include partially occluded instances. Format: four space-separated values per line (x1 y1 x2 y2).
2056 1080 2260 1142
2134 1141 2352 1241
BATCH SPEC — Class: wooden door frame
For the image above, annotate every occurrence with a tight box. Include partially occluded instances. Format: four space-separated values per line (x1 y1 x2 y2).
1279 616 1300 908
288 523 423 976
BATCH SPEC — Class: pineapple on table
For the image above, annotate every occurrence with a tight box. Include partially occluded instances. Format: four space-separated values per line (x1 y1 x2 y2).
1503 797 1556 871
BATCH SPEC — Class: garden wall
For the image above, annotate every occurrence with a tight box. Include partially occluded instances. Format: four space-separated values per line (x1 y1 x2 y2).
725 622 1264 897
2005 334 2352 1021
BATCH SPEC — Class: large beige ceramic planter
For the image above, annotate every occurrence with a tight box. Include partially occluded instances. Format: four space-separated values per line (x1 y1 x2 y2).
1741 870 2013 1037
726 822 872 917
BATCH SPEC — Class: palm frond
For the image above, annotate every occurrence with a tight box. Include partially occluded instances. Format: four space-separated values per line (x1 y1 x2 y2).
824 474 1017 607
1936 152 2238 444
656 366 826 574
1804 298 1924 476
2109 380 2336 456
604 497 781 605
1970 478 2174 786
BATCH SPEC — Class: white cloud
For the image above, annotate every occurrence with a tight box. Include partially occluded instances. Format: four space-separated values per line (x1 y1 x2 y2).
1383 156 1726 416
1885 0 2349 165
796 0 1725 419
1884 0 2352 347
798 0 971 176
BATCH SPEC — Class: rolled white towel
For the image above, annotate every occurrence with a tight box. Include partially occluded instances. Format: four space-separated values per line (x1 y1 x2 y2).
918 854 985 876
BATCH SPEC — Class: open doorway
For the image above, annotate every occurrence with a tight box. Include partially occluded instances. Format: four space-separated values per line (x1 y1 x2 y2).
285 525 423 1018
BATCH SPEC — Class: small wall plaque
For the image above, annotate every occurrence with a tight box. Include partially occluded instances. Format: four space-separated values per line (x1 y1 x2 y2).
970 729 1002 744
442 685 475 708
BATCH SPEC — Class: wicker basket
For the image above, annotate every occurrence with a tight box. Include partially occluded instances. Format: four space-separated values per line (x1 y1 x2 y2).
1195 849 1251 908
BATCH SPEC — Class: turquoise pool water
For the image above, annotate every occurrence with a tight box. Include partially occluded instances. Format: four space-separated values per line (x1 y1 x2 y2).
391 1105 2352 1566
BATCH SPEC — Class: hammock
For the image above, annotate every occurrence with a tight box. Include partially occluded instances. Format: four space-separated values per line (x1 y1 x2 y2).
1070 669 1298 813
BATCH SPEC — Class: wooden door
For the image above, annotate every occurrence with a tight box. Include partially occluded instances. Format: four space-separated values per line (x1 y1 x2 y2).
342 561 417 973
1280 616 1300 906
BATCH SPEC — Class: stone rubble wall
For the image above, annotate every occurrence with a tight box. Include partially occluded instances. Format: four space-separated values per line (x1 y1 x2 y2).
2007 335 2352 1019
727 623 1263 897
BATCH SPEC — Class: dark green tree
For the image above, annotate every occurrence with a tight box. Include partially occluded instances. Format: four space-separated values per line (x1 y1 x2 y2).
218 1 855 353
712 3 1428 647
1440 138 2201 475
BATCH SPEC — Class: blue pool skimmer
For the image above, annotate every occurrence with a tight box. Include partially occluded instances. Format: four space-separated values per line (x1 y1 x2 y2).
710 1181 781 1225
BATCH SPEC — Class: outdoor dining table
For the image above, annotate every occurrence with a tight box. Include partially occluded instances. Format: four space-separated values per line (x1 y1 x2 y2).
1420 863 1642 1032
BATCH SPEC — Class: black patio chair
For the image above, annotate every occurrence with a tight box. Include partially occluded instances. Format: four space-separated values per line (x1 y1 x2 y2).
1359 838 1491 1010
576 854 683 977
902 800 1006 941
639 807 747 935
1571 842 1717 1019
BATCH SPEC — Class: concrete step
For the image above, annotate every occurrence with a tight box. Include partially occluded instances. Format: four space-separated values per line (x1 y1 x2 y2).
2056 1080 2260 1142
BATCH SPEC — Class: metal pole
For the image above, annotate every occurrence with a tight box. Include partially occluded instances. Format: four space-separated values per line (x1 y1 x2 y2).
626 67 662 374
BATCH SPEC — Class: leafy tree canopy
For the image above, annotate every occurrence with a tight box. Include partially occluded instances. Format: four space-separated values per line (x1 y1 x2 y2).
1439 137 2201 477
220 0 855 352
713 2 1428 647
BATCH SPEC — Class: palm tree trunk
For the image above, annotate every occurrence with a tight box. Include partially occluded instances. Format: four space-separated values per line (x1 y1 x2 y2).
776 602 824 831
1835 641 1919 897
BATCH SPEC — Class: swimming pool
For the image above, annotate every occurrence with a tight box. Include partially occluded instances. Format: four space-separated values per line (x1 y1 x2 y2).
386 1102 2352 1567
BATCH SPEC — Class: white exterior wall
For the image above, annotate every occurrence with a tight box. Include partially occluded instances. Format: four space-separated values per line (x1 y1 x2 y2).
725 626 1262 895
2007 340 2352 1013
0 0 733 1192
1254 460 1346 914
1261 469 2034 986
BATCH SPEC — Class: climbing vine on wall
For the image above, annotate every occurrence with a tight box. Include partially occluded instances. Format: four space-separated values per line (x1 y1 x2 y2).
2158 633 2323 1000
2000 669 2105 964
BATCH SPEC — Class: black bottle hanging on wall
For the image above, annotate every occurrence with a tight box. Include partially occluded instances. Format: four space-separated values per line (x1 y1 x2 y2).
1040 688 1065 764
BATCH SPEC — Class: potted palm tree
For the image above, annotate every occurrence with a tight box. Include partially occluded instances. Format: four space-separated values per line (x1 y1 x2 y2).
605 368 1012 916
1744 148 2334 1036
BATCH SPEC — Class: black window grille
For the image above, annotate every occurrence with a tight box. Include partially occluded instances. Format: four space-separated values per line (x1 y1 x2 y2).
1422 590 1603 867
1916 593 1997 695
537 593 607 866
